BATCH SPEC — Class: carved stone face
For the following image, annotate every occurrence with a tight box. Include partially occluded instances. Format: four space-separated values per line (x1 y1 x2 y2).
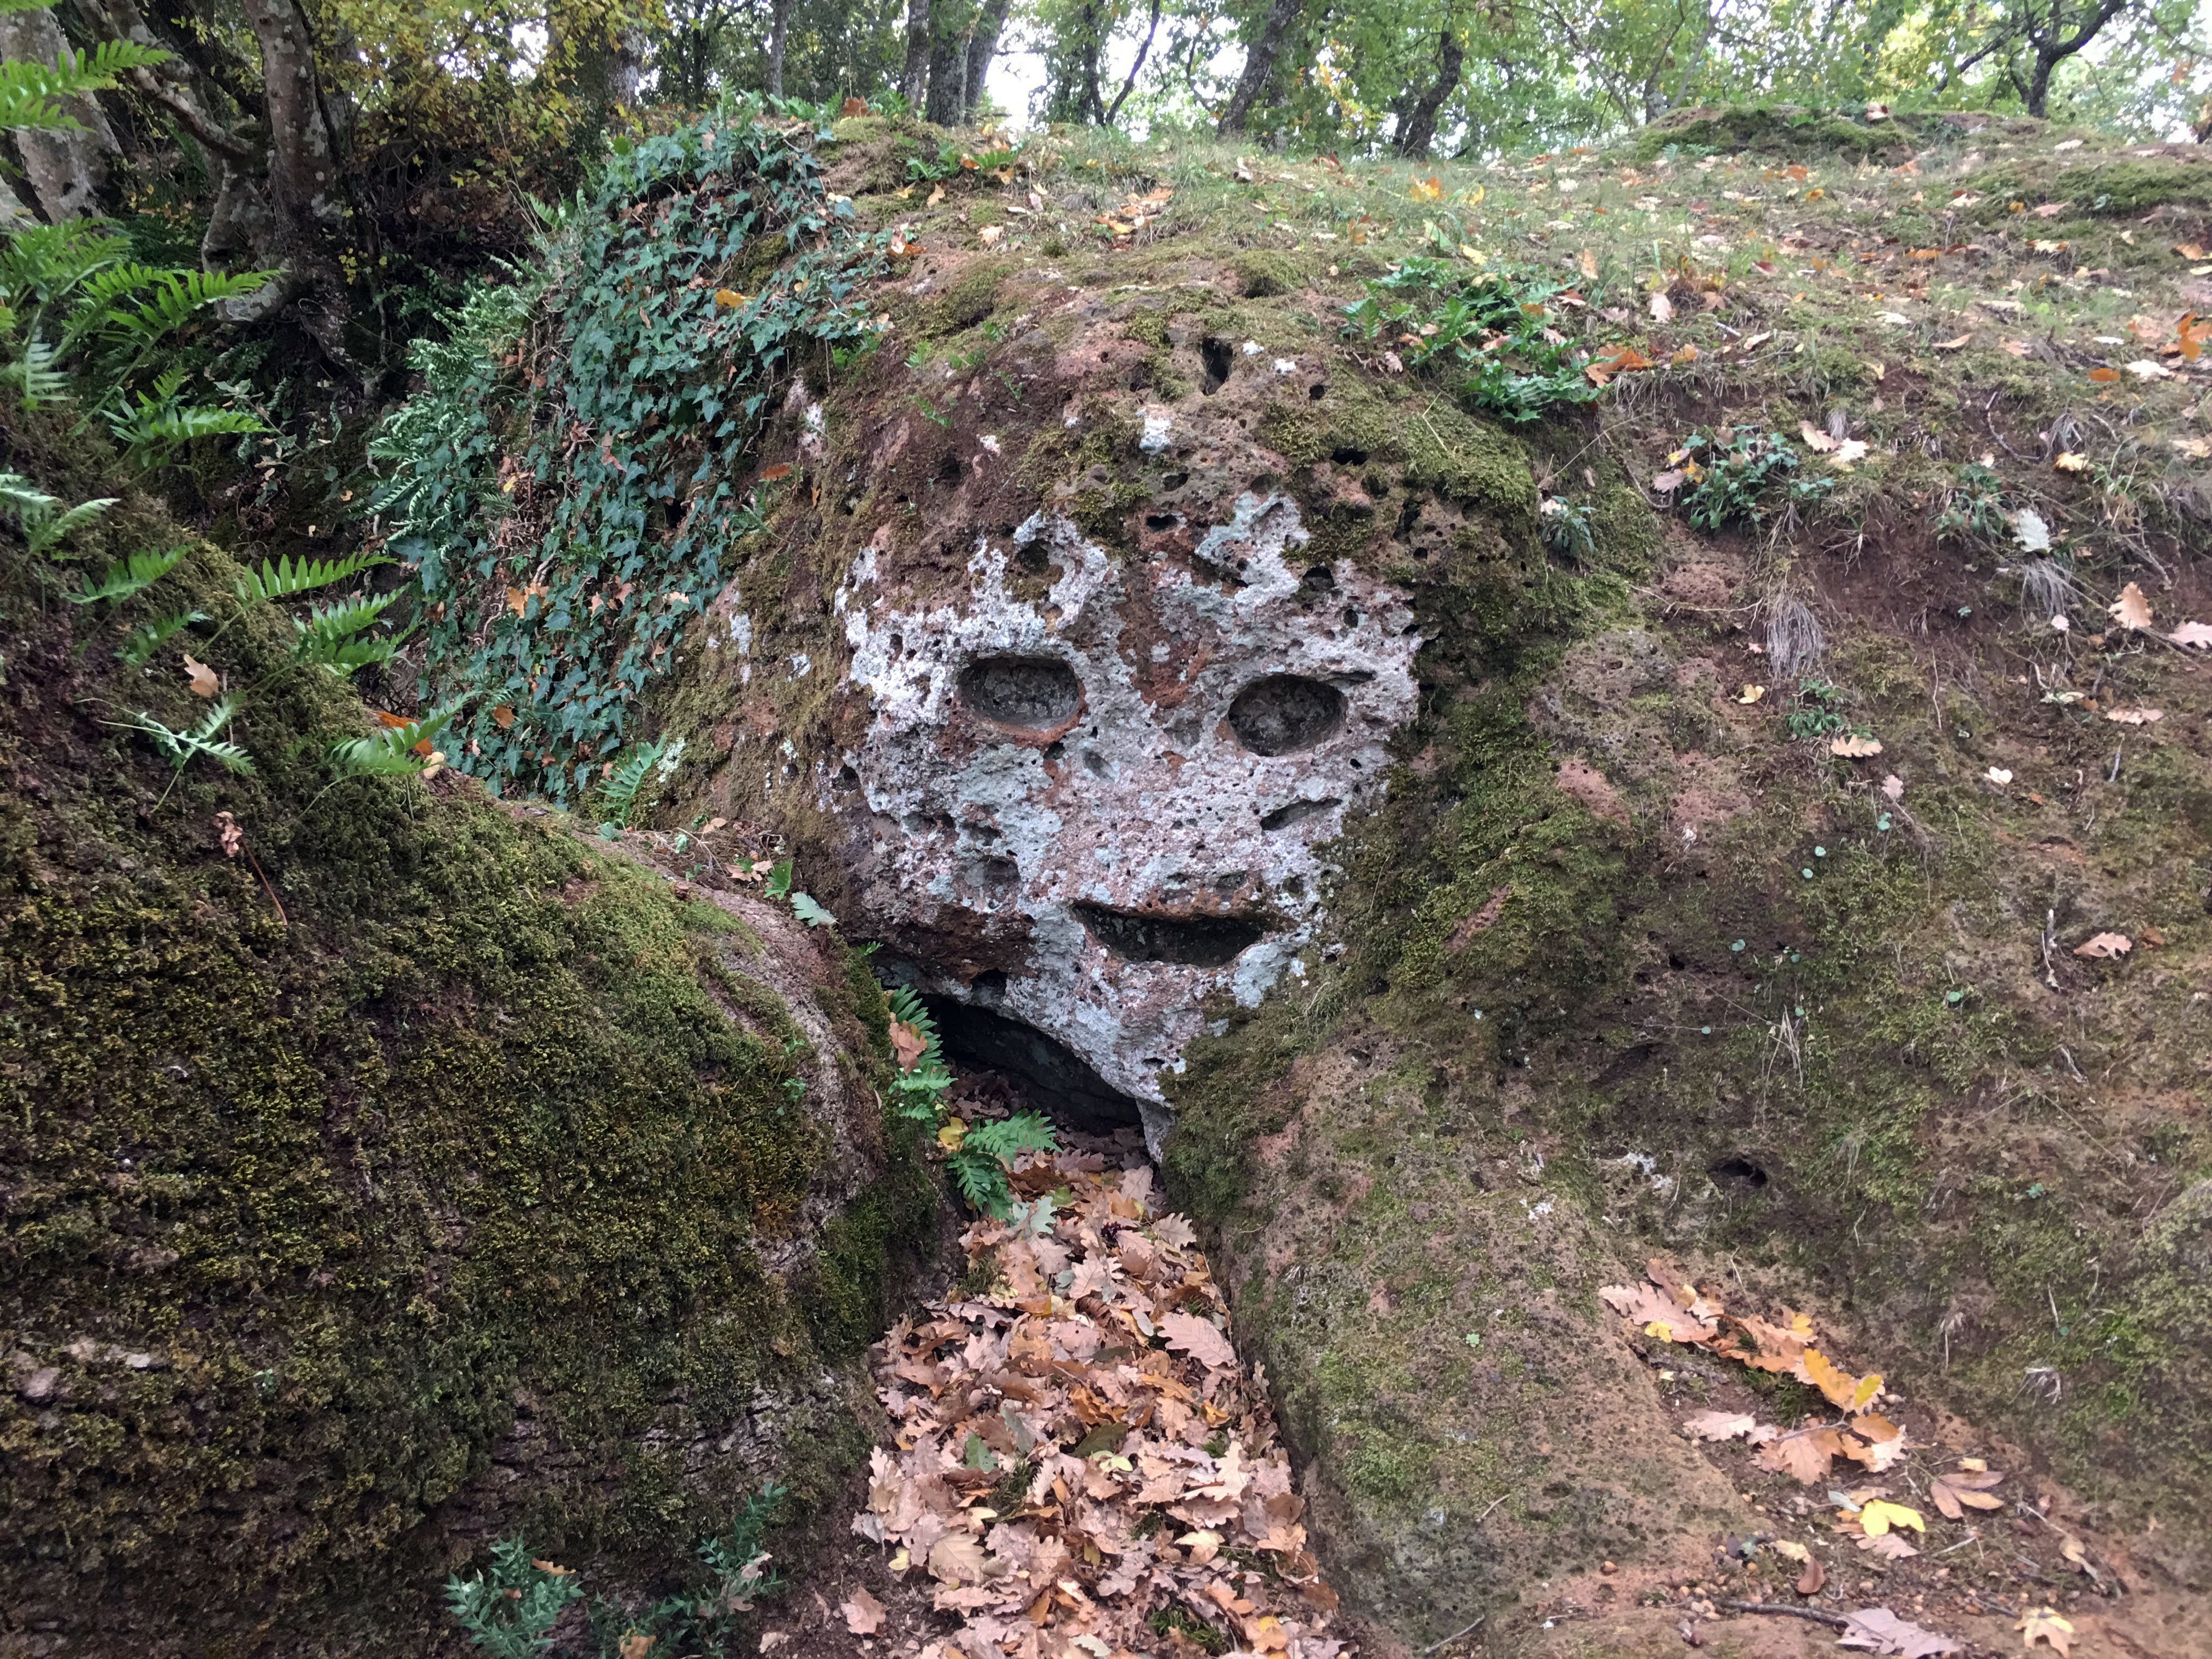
834 492 1419 1149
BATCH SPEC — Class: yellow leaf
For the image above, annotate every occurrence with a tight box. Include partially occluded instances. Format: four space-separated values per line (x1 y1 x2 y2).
182 653 218 698
713 288 746 308
1858 1499 1924 1537
1408 175 1442 202
1736 684 1767 704
2053 451 2089 472
1459 244 1487 264
937 1118 967 1150
1577 248 1598 279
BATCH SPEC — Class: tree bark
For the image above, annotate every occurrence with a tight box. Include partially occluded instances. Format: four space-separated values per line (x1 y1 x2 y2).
924 25 966 124
0 5 120 221
900 0 932 107
1103 0 1161 127
1395 26 1464 157
1216 0 1300 137
767 0 791 96
238 0 340 236
962 0 1011 121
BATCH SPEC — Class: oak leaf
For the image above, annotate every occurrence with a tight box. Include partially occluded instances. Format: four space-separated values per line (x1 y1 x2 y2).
1597 1282 1716 1344
1858 1500 1923 1537
1797 1556 1825 1594
1838 1607 1961 1656
2109 582 2153 630
2016 1606 2074 1654
1650 291 1674 321
1755 1427 1843 1483
889 1019 928 1074
182 654 218 697
1927 1463 2004 1521
2053 452 2089 472
2073 932 2131 958
1858 1530 1919 1559
1801 1348 1882 1412
840 1587 886 1634
927 1533 986 1584
1682 1411 1759 1441
1160 1311 1236 1369
2169 620 2212 648
2103 706 2162 723
1831 733 1882 757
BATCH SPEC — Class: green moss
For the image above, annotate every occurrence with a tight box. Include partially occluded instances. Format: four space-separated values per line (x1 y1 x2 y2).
0 468 941 1650
933 265 1005 334
1633 103 1947 161
1231 250 1307 298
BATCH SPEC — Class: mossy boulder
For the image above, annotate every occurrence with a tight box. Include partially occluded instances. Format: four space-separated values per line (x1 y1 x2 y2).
0 439 942 1653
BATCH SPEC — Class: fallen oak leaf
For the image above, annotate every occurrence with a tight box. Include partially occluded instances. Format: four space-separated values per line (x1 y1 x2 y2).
2109 581 2153 630
1838 1607 1961 1656
1801 1348 1882 1412
2016 1606 2074 1655
1159 1310 1236 1369
1682 1411 1760 1441
840 1587 886 1635
2053 451 2089 472
2167 620 2212 648
182 653 218 697
1598 1281 1717 1344
2072 932 2131 958
2102 707 2163 724
889 1019 928 1073
1797 1556 1826 1595
1830 732 1883 757
1858 1530 1918 1559
1754 1425 1844 1484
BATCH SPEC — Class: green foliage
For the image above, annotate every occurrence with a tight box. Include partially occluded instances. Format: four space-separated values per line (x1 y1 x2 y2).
0 472 116 557
1343 256 1600 425
951 1113 1059 1217
1784 678 1848 740
1675 428 1827 531
325 707 460 787
291 591 406 675
235 550 391 606
110 698 255 787
67 544 187 605
103 366 270 468
0 39 168 134
117 607 207 667
373 105 902 803
444 1540 583 1658
1934 460 2007 543
593 738 674 830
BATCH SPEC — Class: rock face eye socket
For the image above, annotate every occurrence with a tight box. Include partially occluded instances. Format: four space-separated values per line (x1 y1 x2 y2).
1227 674 1346 755
960 656 1081 730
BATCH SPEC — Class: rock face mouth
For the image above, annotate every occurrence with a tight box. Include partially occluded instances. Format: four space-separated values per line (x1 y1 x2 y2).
924 996 1144 1135
958 654 1082 733
1070 904 1267 968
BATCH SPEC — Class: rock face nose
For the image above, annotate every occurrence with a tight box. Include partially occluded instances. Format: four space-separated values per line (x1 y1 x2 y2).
834 493 1420 1149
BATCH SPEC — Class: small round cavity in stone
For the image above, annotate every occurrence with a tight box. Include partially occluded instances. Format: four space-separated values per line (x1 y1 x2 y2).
1227 674 1346 755
960 656 1081 730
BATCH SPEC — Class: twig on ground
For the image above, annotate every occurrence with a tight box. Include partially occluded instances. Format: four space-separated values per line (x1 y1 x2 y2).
1719 1601 1851 1629
1418 1615 1486 1654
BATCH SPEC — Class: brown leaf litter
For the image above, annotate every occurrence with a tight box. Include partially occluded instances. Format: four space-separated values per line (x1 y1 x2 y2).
851 1143 1347 1659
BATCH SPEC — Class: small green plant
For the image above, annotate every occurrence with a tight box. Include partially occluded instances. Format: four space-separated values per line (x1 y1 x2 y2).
1342 255 1600 424
1784 678 1848 740
109 698 255 797
0 472 116 557
1148 1604 1232 1655
67 544 186 605
1933 460 2006 542
1675 428 1828 531
1540 496 1596 559
883 984 1056 1217
444 1539 583 1658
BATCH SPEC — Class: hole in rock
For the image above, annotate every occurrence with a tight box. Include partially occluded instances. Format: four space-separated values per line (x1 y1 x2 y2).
1298 564 1336 604
1162 471 1189 490
960 656 1081 730
1710 1156 1770 1190
1308 382 1325 400
961 855 1020 893
1071 904 1265 967
1227 675 1346 755
1199 337 1233 394
923 998 1143 1134
1259 797 1340 831
1330 446 1368 465
1145 513 1179 531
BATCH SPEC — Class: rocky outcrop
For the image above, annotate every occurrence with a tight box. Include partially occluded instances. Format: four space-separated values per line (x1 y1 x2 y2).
0 431 941 1655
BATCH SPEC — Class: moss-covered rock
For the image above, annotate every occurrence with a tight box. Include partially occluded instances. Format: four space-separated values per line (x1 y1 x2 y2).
0 437 941 1654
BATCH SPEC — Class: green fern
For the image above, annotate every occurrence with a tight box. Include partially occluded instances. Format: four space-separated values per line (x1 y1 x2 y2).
0 472 116 556
0 221 120 308
103 368 269 465
117 608 207 667
949 1113 1058 1219
291 592 403 674
325 707 459 787
235 551 390 606
111 698 254 786
80 267 275 349
1 335 67 404
67 544 186 604
593 739 668 828
0 41 168 134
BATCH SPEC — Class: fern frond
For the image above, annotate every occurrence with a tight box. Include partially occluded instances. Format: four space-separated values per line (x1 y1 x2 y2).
236 551 391 604
112 698 254 775
60 262 164 346
110 400 268 455
292 592 403 674
26 493 117 557
95 267 275 346
0 472 57 518
0 42 169 133
962 1111 1058 1164
2 336 69 406
325 706 459 782
68 544 186 604
117 608 207 667
595 740 663 826
0 221 120 307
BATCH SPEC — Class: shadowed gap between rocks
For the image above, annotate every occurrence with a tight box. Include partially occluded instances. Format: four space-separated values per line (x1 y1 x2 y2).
921 995 1144 1136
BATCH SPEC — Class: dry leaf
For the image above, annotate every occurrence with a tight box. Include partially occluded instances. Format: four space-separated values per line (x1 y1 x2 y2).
889 1019 928 1074
2114 584 2150 637
1737 684 1767 704
1802 1348 1882 1412
1830 733 1883 757
978 224 1003 247
1799 421 1839 453
1683 1412 1759 1441
1160 1311 1235 1369
182 654 218 698
1934 334 1972 351
1858 1531 1919 1559
759 462 795 483
2169 620 2212 648
2103 706 2163 724
1650 291 1674 321
1987 767 2013 786
492 703 515 730
617 1635 655 1659
1408 175 1442 202
1768 1539 1812 1563
1838 1608 1962 1656
1756 1427 1843 1484
2072 932 2131 958
1578 248 1598 279
1598 1281 1717 1344
1858 1500 1923 1537
2088 366 2120 383
1797 1557 1826 1595
840 1587 886 1635
713 287 746 308
1881 774 1904 802
2126 359 2175 380
1234 156 1254 182
927 1533 986 1584
2016 1607 2074 1655
2053 452 2089 472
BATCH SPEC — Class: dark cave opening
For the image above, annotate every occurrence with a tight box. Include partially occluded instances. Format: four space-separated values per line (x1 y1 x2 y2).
922 996 1145 1135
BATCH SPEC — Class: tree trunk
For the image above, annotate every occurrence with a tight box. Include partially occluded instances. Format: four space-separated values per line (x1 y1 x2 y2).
238 0 340 236
2024 48 2055 117
1395 27 1463 158
0 6 120 221
1103 0 1161 127
962 0 1011 121
1216 0 1301 137
924 26 966 124
767 0 791 96
900 0 932 107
